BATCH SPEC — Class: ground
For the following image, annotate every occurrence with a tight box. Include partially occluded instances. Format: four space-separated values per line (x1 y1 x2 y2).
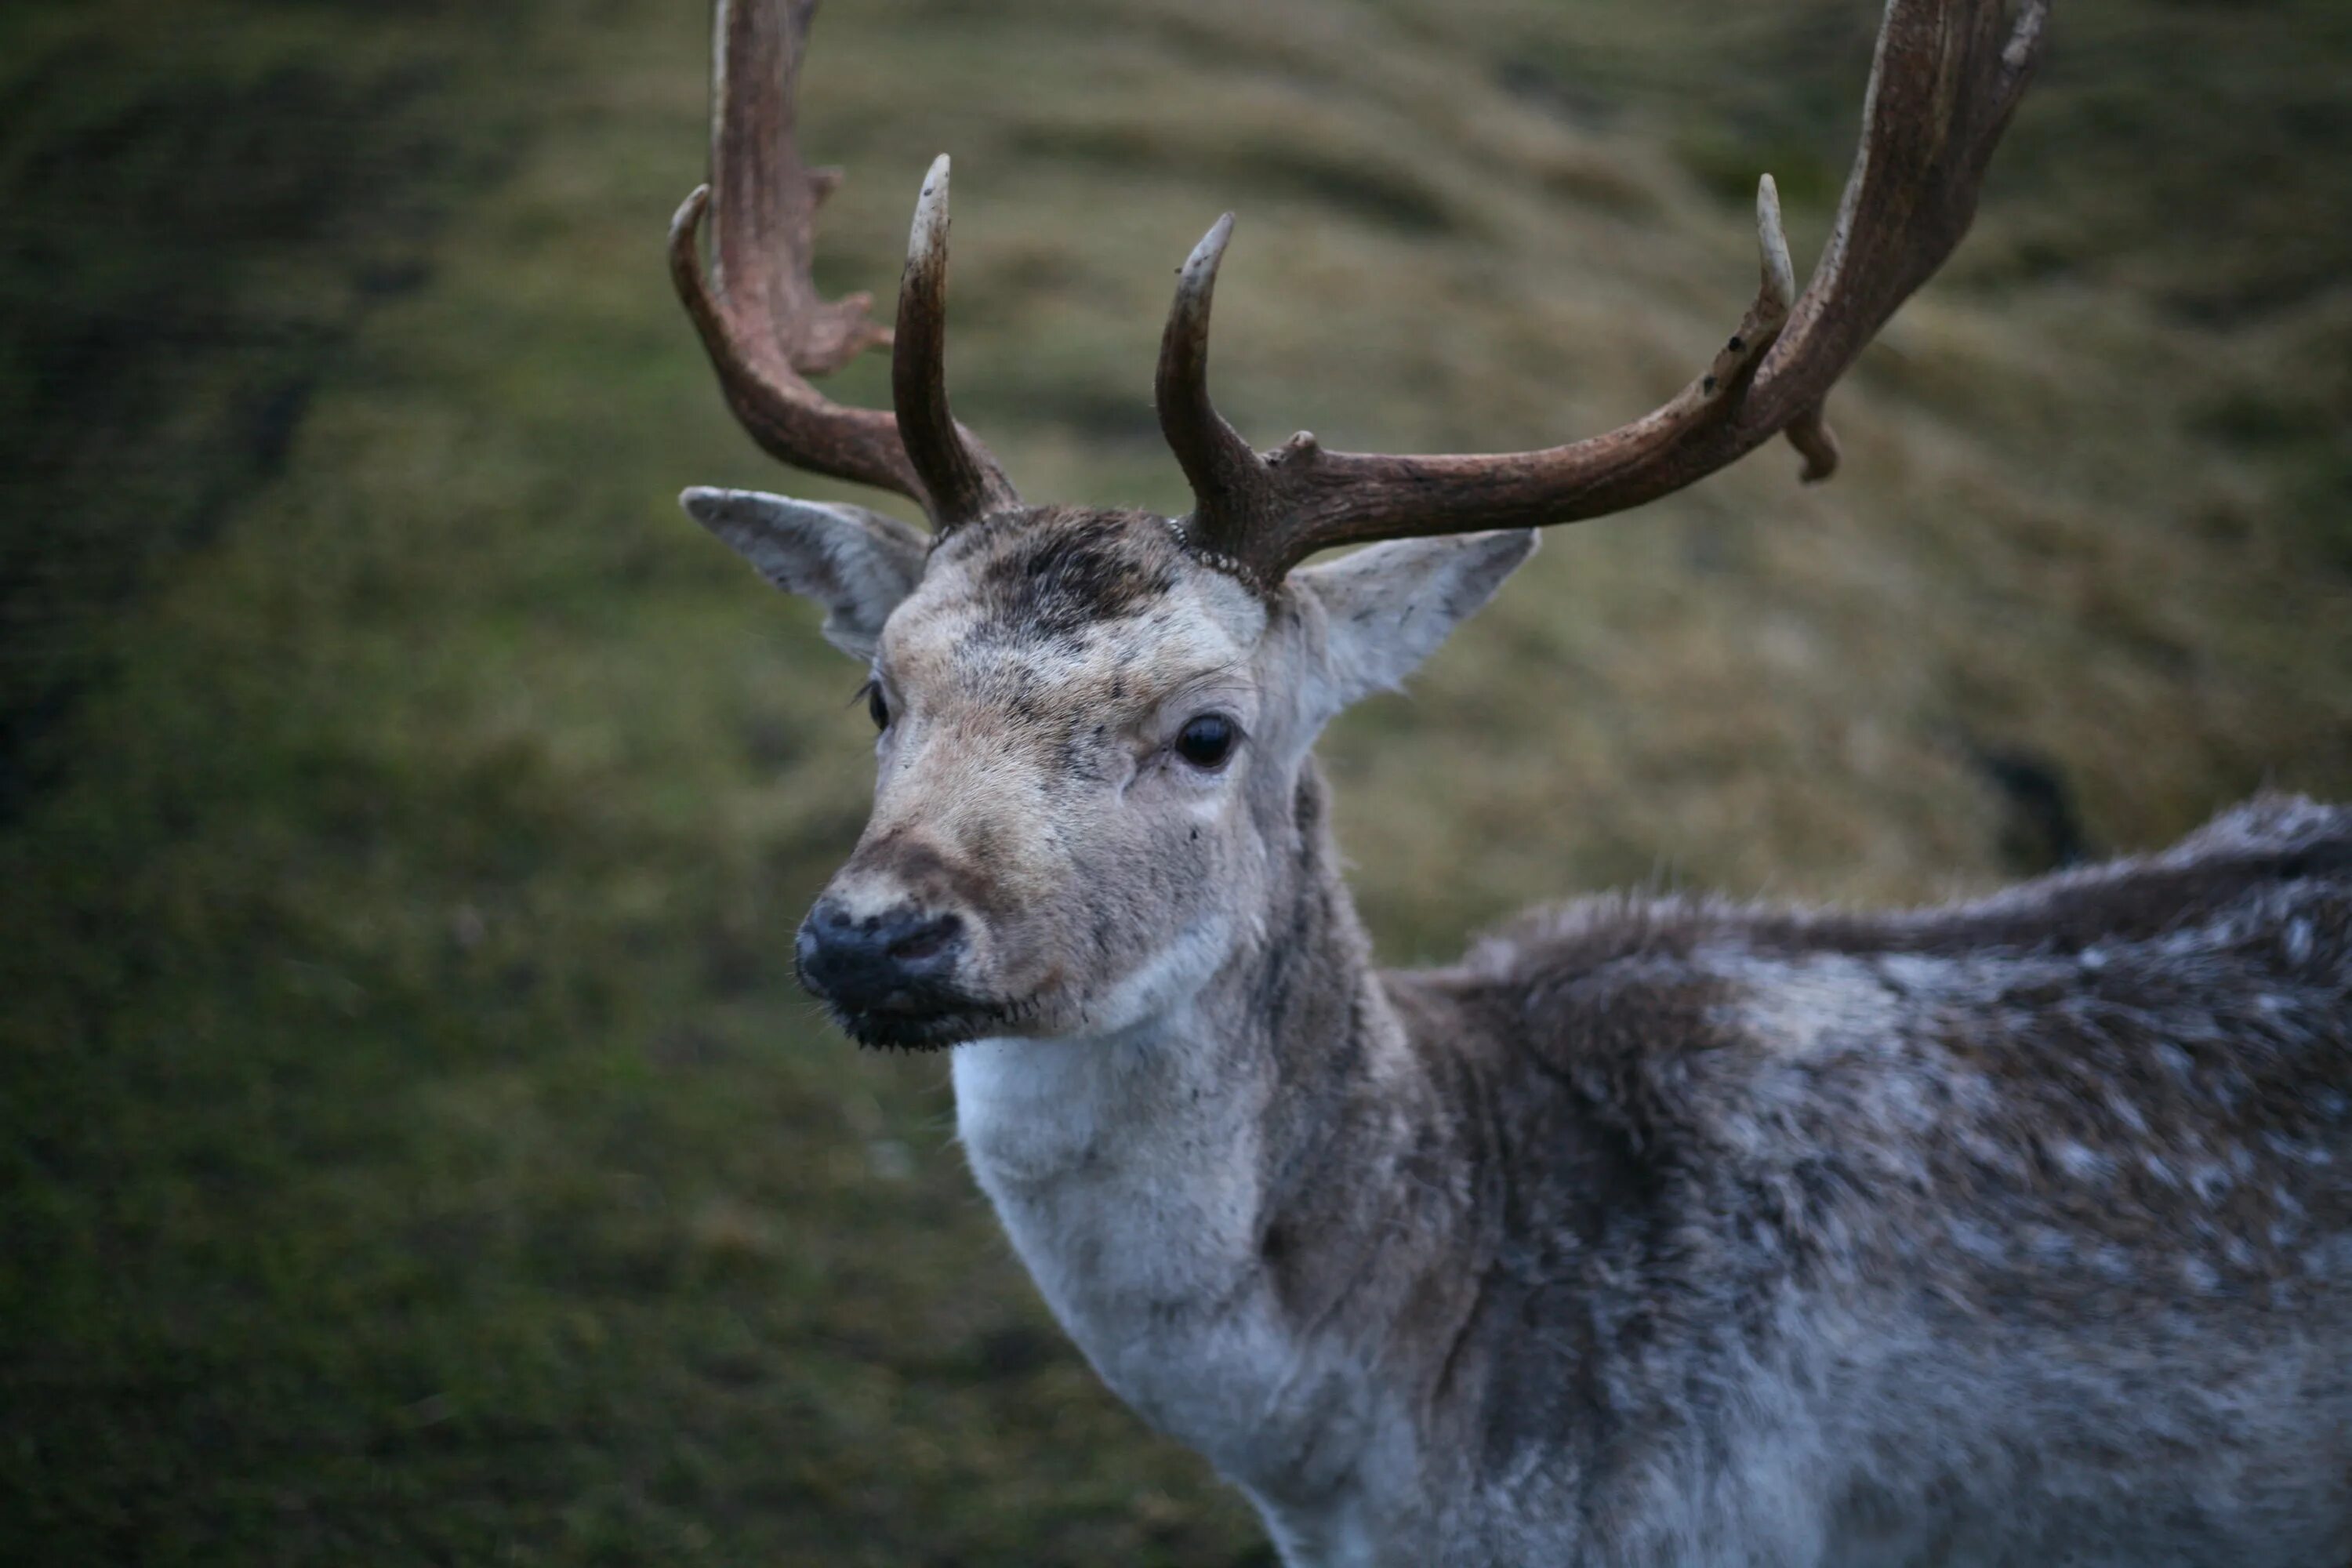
2 0 2348 1563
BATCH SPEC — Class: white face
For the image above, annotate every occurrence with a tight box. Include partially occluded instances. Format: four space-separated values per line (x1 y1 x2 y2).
680 488 1536 1047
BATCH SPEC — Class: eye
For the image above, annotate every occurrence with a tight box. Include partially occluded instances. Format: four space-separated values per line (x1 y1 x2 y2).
1174 713 1237 771
865 681 891 731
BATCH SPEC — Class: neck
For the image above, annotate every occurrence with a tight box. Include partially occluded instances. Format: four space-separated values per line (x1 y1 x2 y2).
950 760 1442 1508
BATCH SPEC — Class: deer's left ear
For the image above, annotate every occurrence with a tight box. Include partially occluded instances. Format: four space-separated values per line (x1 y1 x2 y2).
1292 529 1537 718
681 488 928 660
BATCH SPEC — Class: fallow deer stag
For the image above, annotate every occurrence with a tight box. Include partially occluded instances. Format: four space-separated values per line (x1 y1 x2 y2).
667 0 2351 1561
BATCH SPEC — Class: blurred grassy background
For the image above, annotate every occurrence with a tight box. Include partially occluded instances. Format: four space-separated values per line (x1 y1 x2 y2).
2 0 2347 1562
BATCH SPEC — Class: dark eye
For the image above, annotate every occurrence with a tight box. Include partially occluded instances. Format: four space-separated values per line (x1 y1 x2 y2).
1174 713 1236 771
866 681 891 731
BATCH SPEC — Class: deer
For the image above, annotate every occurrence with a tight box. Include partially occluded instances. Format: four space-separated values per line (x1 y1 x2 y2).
663 0 2352 1562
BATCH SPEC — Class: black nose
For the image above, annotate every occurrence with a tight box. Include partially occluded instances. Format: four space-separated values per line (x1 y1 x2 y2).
795 898 967 1014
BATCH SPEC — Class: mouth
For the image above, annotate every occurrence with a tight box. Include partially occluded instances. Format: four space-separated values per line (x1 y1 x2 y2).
822 993 1046 1052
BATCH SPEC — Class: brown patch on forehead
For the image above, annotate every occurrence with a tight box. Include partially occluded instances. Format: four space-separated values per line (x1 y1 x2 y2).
948 506 1183 644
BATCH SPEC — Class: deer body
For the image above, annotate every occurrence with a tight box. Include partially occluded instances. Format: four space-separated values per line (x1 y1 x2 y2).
955 753 2352 1567
663 0 2352 1559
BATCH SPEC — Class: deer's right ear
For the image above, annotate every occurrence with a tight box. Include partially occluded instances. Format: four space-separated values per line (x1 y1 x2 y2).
681 488 928 661
1291 528 1537 721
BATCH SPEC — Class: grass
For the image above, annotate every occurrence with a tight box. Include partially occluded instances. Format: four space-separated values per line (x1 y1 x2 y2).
2 0 2347 1563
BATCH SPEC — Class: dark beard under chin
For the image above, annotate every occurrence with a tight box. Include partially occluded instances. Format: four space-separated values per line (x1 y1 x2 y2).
826 993 1047 1052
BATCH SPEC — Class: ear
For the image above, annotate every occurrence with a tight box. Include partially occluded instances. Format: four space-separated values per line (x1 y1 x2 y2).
1292 529 1537 717
681 487 928 660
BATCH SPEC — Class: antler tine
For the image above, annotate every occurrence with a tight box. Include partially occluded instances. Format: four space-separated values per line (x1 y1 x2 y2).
1754 173 1841 484
1158 0 2049 587
1156 213 1287 580
670 0 1015 528
894 158 1022 531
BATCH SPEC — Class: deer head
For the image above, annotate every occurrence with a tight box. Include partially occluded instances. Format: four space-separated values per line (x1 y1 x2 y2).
670 0 2048 1049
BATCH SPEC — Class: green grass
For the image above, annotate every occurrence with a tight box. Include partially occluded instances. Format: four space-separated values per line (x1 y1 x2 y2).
2 0 2348 1563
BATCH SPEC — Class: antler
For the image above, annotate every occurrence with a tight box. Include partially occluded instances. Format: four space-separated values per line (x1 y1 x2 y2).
670 0 1015 530
1158 0 2051 588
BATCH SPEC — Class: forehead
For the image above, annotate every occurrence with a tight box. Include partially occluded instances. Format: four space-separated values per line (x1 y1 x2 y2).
880 506 1269 699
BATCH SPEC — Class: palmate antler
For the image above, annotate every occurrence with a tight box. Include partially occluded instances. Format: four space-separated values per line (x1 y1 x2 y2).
669 0 1014 530
674 0 2049 579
